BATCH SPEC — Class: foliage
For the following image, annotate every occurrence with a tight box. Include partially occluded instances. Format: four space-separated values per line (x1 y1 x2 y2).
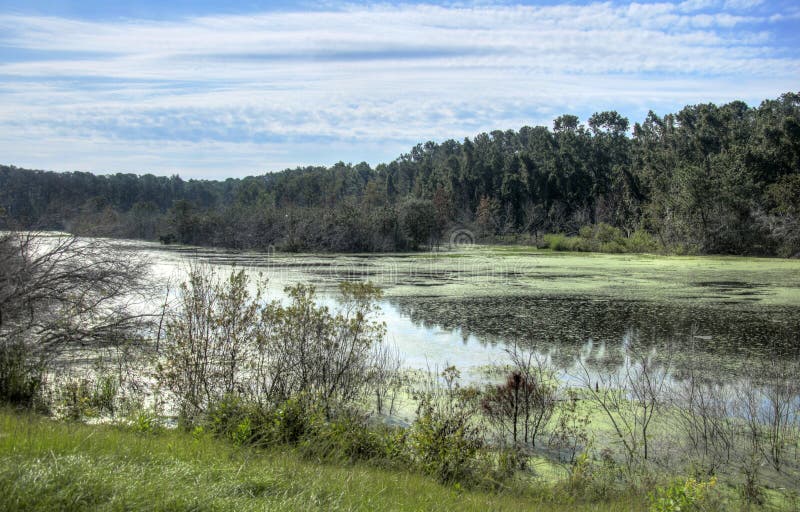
543 223 661 253
3 92 799 256
157 265 263 423
0 232 150 415
408 367 486 484
0 408 657 512
560 450 626 502
482 370 556 448
158 268 389 425
648 477 718 512
0 340 45 408
53 375 120 420
398 198 438 249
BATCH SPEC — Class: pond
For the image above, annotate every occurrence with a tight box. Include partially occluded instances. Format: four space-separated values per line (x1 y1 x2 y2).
119 240 800 382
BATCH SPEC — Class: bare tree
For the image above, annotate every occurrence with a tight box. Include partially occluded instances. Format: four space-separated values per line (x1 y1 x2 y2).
370 339 403 416
734 357 800 475
1 232 152 352
670 371 736 474
575 339 670 466
508 345 558 447
1 231 152 406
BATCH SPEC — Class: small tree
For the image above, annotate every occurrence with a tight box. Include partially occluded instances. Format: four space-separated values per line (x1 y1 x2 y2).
370 339 403 415
549 388 591 465
482 369 556 448
251 282 385 416
158 265 262 422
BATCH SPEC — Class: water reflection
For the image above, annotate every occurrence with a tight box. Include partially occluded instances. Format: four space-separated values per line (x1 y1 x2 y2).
117 239 800 382
389 295 800 376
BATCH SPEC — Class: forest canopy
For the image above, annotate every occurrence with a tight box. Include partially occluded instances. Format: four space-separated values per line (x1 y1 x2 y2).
2 93 799 256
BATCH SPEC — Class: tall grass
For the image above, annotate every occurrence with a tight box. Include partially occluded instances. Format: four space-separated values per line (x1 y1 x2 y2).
0 408 647 511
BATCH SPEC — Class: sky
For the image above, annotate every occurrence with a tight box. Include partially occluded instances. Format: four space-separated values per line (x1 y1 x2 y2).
0 0 798 179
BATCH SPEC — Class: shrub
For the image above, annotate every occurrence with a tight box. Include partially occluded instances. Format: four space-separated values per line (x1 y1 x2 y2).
545 233 591 252
649 476 718 512
408 367 486 485
599 241 626 253
270 396 321 446
481 370 556 448
0 341 45 409
544 233 569 251
299 407 388 463
625 230 660 253
130 409 161 434
53 375 121 420
557 451 618 502
205 394 260 445
56 379 96 420
203 393 406 467
90 374 119 416
595 223 623 244
158 266 263 424
159 268 386 426
546 225 664 254
578 225 595 240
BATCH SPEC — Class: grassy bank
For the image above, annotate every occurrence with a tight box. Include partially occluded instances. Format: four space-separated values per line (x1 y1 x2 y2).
0 408 651 511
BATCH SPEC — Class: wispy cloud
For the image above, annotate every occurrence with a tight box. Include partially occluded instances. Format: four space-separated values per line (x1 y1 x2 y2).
0 1 797 177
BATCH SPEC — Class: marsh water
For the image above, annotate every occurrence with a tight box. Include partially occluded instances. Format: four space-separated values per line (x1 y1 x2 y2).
119 239 800 383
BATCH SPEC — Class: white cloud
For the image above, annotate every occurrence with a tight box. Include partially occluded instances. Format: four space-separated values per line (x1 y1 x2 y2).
0 1 796 176
723 0 764 9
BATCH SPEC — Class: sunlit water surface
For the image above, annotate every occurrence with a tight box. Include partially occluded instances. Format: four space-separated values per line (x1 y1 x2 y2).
112 239 800 383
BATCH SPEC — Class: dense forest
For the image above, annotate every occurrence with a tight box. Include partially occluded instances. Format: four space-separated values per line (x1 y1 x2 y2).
2 93 799 256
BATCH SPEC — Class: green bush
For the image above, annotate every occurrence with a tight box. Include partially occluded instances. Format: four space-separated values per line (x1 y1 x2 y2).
203 394 409 468
544 226 664 254
408 373 486 485
56 379 95 420
0 341 45 409
545 234 591 252
578 225 595 240
595 223 623 244
299 408 389 463
270 396 321 446
544 233 569 251
648 476 718 512
556 451 624 502
90 374 119 416
599 241 626 253
625 230 660 253
129 409 161 434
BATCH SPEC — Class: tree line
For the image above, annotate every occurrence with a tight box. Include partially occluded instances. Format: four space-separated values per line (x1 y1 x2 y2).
2 92 798 256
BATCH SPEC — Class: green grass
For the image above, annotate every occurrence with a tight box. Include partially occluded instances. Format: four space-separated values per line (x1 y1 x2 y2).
0 408 651 511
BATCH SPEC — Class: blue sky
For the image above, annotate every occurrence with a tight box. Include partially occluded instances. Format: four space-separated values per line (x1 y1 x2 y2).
0 0 798 178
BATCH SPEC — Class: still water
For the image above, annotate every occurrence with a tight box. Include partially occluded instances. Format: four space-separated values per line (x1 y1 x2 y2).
118 239 800 382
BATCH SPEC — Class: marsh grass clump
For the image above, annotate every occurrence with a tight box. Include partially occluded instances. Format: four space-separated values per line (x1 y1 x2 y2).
543 224 662 254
